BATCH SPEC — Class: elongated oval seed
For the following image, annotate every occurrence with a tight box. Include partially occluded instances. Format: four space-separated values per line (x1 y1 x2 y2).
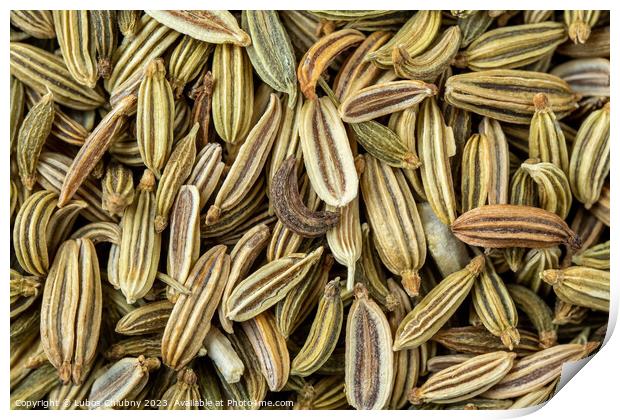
528 93 570 174
13 190 58 276
89 356 160 408
168 35 212 97
291 280 343 377
564 11 600 44
242 11 297 106
221 327 268 408
456 22 567 71
507 284 557 348
541 266 610 312
457 11 494 47
568 102 609 208
361 154 426 296
187 143 225 210
102 160 135 217
451 204 582 250
297 29 365 100
207 94 281 223
212 43 254 144
299 96 358 207
333 31 392 101
386 279 420 409
10 42 106 110
367 10 442 67
58 95 136 207
89 10 117 79
345 284 394 410
105 15 180 93
393 256 485 351
572 241 610 270
521 160 572 219
241 311 290 392
483 342 597 399
166 185 200 301
161 245 230 370
53 11 98 88
10 10 55 39
275 254 333 339
160 368 201 410
409 351 516 405
351 118 420 169
461 133 491 212
145 10 250 45
227 247 323 322
394 26 462 82
117 170 161 304
115 300 174 336
339 80 437 123
479 117 510 205
45 200 88 257
431 326 541 357
472 260 520 350
17 90 55 190
154 124 198 232
553 57 610 97
40 238 102 385
136 59 174 179
417 97 457 225
218 224 271 334
445 70 579 124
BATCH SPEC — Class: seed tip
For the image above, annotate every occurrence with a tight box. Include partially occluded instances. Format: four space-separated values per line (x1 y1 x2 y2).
401 271 421 297
533 93 550 110
408 388 423 405
353 282 368 300
206 205 221 224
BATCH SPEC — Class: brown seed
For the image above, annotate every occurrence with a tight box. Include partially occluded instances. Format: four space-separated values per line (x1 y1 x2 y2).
271 156 340 237
451 204 581 250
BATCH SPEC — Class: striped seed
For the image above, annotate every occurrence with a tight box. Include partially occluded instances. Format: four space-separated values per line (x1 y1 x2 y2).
161 245 230 370
299 96 358 207
136 58 175 178
145 10 250 45
360 154 427 296
451 204 582 250
40 238 102 385
393 255 485 351
226 247 323 322
212 43 254 144
345 284 394 410
291 279 343 376
541 266 609 312
409 351 516 405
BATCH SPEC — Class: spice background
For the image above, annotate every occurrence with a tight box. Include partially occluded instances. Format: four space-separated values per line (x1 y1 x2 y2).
8 9 611 411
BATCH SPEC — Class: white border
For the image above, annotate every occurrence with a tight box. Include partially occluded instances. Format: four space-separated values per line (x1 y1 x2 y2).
3 2 618 419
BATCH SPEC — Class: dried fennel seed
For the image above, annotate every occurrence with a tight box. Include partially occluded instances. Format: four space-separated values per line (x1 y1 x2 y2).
9 8 609 411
